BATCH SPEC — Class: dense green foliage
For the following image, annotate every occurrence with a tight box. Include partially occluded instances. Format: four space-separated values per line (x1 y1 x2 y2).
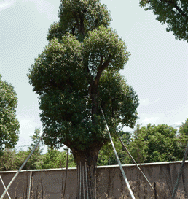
41 147 76 169
0 148 17 171
97 131 131 166
177 118 188 149
179 118 188 138
98 122 188 165
0 129 76 171
0 75 20 156
48 0 111 42
128 124 184 163
0 148 76 171
140 0 188 42
28 0 139 154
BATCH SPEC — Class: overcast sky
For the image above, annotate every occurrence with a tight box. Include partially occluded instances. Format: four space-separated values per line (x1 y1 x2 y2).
0 0 188 154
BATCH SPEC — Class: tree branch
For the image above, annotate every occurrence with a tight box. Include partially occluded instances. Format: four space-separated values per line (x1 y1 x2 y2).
88 55 110 96
94 55 111 87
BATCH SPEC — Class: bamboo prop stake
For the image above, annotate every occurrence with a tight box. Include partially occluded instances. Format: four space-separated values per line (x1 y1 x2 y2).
119 132 164 198
119 137 154 190
101 109 135 199
27 171 32 199
62 148 68 198
85 161 89 199
182 164 188 198
0 131 45 199
82 164 85 199
0 175 11 199
94 159 97 199
76 160 79 199
79 161 81 199
171 142 188 199
154 182 157 199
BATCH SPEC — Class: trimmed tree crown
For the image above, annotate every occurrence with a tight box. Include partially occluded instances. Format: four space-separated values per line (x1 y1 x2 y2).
28 0 139 152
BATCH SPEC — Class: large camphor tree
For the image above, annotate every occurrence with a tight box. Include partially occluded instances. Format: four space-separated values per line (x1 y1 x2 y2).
0 75 20 157
139 0 188 42
28 0 139 198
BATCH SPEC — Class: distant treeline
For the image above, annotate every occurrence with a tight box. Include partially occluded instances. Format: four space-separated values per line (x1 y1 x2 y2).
0 119 188 171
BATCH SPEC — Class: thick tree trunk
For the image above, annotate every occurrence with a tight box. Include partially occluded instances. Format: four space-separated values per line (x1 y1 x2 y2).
71 146 101 199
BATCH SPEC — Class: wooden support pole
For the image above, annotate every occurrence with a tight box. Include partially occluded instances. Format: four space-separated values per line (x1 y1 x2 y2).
62 148 68 198
0 175 11 199
27 171 32 199
154 182 157 199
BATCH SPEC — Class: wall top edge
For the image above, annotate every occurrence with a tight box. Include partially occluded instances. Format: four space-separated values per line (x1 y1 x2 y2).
98 160 188 168
0 160 187 173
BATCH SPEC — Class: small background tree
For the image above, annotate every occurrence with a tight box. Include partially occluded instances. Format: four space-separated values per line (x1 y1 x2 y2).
25 129 44 170
128 123 184 163
0 74 20 157
177 118 188 152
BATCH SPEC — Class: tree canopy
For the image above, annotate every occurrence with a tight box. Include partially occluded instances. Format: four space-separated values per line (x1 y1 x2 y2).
140 0 188 42
0 75 20 156
28 0 139 153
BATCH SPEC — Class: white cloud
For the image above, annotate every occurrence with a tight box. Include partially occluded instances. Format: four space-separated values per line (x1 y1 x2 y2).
139 98 160 106
136 112 166 127
139 98 150 106
20 119 35 130
16 116 42 142
0 0 16 11
142 116 160 125
173 121 183 126
21 0 56 20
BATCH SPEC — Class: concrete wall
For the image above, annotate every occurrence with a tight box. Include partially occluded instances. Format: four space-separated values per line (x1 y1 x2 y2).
0 161 188 198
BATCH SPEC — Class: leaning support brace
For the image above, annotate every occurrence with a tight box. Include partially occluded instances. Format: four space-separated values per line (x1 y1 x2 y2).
0 131 45 199
0 175 11 199
119 138 163 198
101 109 135 199
119 138 154 190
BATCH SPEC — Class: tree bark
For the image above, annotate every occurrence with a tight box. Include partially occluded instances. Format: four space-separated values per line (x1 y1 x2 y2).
71 145 101 199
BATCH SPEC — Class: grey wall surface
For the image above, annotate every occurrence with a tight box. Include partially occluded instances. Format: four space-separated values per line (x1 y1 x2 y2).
0 161 188 198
